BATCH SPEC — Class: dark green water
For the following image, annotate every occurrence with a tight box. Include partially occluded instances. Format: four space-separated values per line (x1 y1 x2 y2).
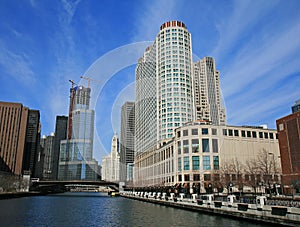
0 192 271 227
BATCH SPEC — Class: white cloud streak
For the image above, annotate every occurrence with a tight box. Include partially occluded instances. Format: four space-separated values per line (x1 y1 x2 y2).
0 41 36 86
132 0 181 41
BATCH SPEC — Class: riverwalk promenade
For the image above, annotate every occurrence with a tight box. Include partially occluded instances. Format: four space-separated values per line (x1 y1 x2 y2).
121 191 300 226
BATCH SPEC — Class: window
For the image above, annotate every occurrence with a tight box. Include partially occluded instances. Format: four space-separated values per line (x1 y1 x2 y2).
247 131 251 137
178 158 182 171
177 141 181 154
232 174 237 181
234 130 239 137
264 132 268 139
192 139 199 152
228 129 233 136
178 175 182 181
213 156 219 170
259 132 263 138
212 128 217 135
202 128 208 135
184 157 190 170
202 139 209 152
204 174 211 181
245 174 250 181
252 131 257 138
278 123 284 131
192 128 198 135
269 133 274 139
214 174 220 182
183 140 189 153
212 139 218 153
193 174 200 181
203 156 211 170
241 130 246 137
222 129 227 136
183 130 188 136
184 174 190 181
192 156 200 170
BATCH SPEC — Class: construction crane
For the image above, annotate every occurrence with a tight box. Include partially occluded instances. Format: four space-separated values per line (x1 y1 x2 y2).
80 76 100 88
67 79 77 140
69 79 76 88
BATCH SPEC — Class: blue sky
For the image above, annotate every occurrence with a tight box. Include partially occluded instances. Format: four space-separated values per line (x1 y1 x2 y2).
1 0 300 162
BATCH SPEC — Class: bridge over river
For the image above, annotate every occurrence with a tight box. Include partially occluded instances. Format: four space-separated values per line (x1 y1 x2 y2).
31 180 119 193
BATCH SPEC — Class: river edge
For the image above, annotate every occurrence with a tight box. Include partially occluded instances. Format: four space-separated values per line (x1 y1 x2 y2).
0 191 47 200
121 193 300 227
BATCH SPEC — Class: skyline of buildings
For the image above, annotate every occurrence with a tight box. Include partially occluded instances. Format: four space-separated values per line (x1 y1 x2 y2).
0 19 299 196
134 21 226 156
132 21 283 193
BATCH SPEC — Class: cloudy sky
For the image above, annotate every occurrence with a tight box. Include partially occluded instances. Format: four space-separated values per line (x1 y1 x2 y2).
1 0 300 161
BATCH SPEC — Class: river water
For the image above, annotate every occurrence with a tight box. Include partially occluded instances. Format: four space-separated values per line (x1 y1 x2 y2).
0 192 272 227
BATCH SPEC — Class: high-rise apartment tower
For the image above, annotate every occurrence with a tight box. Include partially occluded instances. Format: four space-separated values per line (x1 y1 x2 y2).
135 21 194 154
193 57 226 125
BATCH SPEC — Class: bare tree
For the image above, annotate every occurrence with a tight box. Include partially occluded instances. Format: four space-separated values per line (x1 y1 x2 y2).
256 149 281 196
220 159 244 194
244 158 260 194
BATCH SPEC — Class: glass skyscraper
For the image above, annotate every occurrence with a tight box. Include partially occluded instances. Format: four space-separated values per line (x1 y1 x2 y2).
58 85 98 180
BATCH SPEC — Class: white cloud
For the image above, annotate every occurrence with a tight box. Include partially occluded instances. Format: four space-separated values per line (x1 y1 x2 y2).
61 0 81 24
213 0 280 61
0 41 36 86
132 0 182 41
222 21 300 98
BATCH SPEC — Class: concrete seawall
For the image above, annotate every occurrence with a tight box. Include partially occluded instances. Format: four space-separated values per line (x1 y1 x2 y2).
121 192 300 226
0 192 43 200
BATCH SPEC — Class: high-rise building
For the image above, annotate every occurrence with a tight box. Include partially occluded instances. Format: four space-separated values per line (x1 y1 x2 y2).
292 99 300 113
193 57 226 125
22 109 41 178
102 134 120 182
42 133 55 180
0 101 28 175
135 46 157 155
276 101 300 190
135 21 194 154
52 116 68 180
120 102 135 182
58 85 98 180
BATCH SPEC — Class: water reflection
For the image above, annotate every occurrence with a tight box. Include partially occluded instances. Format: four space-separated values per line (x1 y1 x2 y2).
0 192 272 227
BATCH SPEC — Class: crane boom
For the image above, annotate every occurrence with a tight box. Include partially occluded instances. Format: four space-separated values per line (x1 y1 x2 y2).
80 76 99 88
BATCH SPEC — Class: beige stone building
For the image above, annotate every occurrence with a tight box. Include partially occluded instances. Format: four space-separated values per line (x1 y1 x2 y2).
134 122 281 193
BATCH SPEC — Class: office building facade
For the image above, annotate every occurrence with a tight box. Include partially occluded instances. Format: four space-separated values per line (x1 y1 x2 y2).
134 123 280 193
277 103 300 189
42 133 55 180
0 101 28 175
52 115 68 180
102 134 120 182
120 102 135 182
23 109 41 177
58 85 98 180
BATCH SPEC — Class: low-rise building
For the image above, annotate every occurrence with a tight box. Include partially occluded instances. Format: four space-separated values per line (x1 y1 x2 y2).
134 122 281 194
